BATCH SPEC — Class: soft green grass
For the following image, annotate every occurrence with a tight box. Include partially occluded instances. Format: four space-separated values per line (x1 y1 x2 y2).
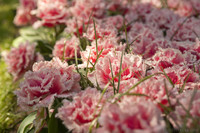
0 0 23 132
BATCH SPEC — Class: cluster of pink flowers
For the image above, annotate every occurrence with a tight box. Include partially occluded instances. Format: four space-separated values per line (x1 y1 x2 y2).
7 0 200 132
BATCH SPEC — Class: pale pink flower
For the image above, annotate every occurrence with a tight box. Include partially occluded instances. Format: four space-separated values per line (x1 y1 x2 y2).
146 9 180 30
14 0 37 26
150 65 200 86
53 37 80 61
80 38 125 67
15 58 81 110
191 0 200 14
70 0 106 20
102 15 124 29
167 0 181 9
84 21 118 41
33 57 81 92
133 76 177 109
127 24 163 56
97 97 166 133
131 3 155 22
167 17 200 42
57 88 105 133
35 0 69 27
4 42 43 81
106 0 130 15
170 90 200 128
136 0 162 7
176 1 194 17
148 48 186 70
88 51 144 93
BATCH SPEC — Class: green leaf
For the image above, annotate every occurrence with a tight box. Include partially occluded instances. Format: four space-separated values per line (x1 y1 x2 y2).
48 110 58 133
17 112 37 133
12 36 27 47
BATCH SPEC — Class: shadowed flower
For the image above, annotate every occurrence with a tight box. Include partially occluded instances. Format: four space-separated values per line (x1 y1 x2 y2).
57 88 105 133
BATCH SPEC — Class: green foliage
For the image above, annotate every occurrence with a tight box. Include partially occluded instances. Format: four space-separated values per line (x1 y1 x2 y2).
17 112 36 133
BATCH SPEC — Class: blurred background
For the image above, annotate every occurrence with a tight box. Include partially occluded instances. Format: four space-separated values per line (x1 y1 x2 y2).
0 0 24 133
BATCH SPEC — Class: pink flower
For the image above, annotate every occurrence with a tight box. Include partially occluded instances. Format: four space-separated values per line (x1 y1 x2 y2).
191 0 200 14
167 17 200 42
4 42 43 81
53 37 80 61
70 0 106 20
35 0 69 27
176 1 194 17
15 58 81 110
80 38 125 67
170 90 200 128
88 51 144 93
131 3 155 22
84 21 118 41
167 0 181 9
137 0 162 8
147 48 185 70
146 9 180 30
97 97 166 133
126 23 163 57
57 88 105 133
102 15 124 29
133 76 178 109
14 0 37 26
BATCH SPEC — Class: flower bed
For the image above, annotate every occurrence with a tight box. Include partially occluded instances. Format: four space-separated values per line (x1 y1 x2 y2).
1 0 200 132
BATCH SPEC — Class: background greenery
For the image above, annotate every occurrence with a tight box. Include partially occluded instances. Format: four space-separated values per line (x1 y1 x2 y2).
0 0 24 132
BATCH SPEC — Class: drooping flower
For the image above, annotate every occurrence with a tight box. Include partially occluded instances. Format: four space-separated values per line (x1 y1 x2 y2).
3 42 43 81
57 88 105 133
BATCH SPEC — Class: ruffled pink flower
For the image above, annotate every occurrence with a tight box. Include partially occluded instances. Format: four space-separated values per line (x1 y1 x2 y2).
149 65 200 86
35 0 69 27
106 0 129 15
84 21 118 41
126 23 163 57
70 0 106 20
136 0 162 8
131 3 155 22
15 58 81 110
88 51 144 93
167 17 200 42
53 37 80 61
4 42 43 81
191 0 200 14
102 15 124 29
167 0 181 9
57 88 105 133
80 38 125 67
14 0 37 26
97 97 166 133
148 48 185 70
176 1 194 17
146 9 180 30
170 90 200 129
133 76 177 108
